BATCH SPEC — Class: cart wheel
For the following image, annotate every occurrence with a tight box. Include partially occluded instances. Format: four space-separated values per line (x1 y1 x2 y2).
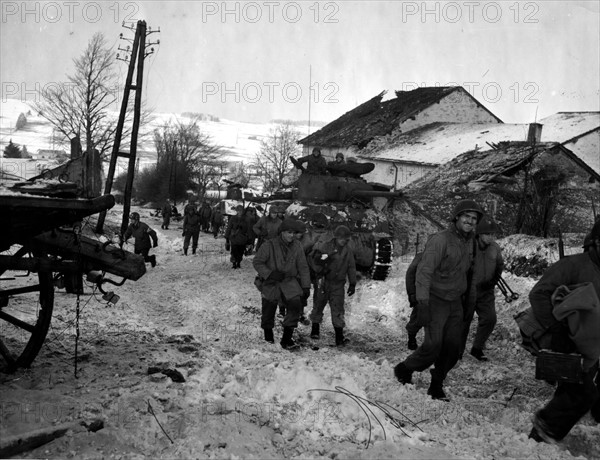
0 252 54 373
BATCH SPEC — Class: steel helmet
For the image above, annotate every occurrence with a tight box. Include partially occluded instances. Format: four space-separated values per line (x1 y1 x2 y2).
452 199 484 222
334 225 351 239
476 215 501 235
130 212 140 220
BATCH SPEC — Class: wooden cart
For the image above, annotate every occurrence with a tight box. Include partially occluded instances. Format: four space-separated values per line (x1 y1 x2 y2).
0 187 146 372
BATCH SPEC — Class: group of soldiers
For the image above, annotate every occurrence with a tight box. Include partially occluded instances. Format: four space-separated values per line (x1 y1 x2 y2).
394 199 600 445
121 193 600 446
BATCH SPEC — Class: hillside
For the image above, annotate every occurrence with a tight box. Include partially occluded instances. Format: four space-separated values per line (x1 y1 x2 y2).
0 99 312 180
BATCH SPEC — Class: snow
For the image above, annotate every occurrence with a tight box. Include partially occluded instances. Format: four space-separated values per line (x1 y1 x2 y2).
0 206 598 459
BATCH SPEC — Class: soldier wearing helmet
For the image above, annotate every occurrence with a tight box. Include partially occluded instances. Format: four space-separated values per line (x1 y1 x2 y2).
253 204 284 251
307 224 357 346
394 198 483 400
460 215 504 362
122 212 158 267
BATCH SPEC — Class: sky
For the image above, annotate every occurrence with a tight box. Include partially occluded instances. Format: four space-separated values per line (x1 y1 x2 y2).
1 1 599 126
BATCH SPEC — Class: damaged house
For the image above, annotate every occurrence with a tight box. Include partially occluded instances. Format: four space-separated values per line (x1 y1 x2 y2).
402 138 600 237
298 86 502 166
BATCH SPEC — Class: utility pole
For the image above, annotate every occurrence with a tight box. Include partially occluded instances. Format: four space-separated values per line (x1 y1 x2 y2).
96 20 160 235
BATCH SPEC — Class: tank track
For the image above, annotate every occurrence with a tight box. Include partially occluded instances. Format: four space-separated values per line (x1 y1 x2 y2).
371 238 393 280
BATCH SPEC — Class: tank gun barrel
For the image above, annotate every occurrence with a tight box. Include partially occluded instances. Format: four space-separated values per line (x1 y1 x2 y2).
350 190 403 198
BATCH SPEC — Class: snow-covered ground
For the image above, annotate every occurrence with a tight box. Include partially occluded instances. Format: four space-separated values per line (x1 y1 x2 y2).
1 206 598 459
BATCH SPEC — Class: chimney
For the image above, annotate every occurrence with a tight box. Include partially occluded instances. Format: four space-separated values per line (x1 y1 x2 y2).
527 123 543 144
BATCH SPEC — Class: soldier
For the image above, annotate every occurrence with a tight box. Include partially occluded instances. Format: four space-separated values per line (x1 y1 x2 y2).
211 205 224 239
405 251 424 350
253 218 311 349
295 147 328 175
225 205 251 269
308 225 357 346
528 220 600 443
393 199 483 400
461 215 504 362
182 204 201 256
253 205 283 251
123 212 158 267
161 199 172 230
199 202 213 233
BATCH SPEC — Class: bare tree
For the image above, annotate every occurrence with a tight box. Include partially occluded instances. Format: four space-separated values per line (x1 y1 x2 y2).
153 117 224 201
34 33 153 160
253 122 300 193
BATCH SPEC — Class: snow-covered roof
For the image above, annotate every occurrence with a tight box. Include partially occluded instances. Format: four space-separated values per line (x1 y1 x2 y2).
361 122 532 165
362 114 600 168
538 112 600 142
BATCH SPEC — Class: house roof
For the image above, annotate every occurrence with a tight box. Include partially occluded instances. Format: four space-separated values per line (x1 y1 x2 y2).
363 114 600 175
538 112 600 143
361 122 533 165
298 86 482 149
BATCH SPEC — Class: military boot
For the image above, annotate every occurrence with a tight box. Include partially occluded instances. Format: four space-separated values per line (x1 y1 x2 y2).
334 327 349 346
184 248 188 256
264 328 274 344
310 323 320 339
150 255 157 268
427 371 449 401
393 362 413 384
280 327 298 350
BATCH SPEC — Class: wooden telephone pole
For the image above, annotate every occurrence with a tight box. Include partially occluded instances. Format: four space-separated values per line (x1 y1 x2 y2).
96 20 159 235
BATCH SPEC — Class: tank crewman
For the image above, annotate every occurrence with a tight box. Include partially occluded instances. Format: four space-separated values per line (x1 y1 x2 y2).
182 204 201 256
199 202 213 233
295 147 328 175
394 199 483 400
210 205 224 238
461 215 504 362
527 220 600 444
225 205 251 269
308 225 357 346
161 199 172 230
123 212 158 267
253 218 311 349
253 205 283 251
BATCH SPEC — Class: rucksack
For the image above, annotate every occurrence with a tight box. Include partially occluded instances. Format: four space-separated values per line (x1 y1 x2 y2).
513 307 552 356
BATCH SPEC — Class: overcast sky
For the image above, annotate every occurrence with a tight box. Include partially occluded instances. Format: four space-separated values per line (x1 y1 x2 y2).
1 1 599 125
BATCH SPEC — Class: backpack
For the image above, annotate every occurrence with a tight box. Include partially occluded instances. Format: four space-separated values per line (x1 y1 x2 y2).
513 308 552 356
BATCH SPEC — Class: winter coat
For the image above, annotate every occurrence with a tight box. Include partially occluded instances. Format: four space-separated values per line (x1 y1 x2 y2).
161 203 172 217
225 215 251 245
253 215 282 240
297 153 328 175
309 237 357 286
183 213 201 234
253 236 311 302
199 205 212 221
211 210 224 225
416 224 475 303
123 221 158 251
472 239 504 290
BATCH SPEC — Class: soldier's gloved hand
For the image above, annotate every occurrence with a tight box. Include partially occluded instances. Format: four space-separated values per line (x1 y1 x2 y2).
347 284 356 296
415 300 432 327
267 270 285 282
408 294 418 308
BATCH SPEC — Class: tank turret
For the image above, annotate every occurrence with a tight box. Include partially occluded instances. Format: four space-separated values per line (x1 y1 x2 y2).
258 158 401 280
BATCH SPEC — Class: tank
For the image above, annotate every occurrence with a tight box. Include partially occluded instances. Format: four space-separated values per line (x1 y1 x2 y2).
259 159 402 280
